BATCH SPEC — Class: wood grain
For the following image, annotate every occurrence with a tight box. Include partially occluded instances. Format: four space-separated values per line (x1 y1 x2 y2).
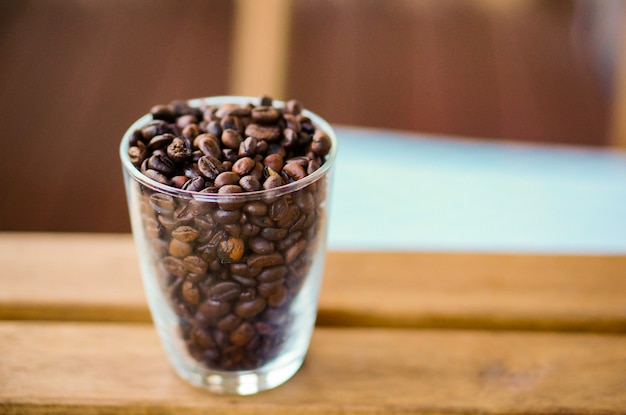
1 233 625 332
1 321 624 414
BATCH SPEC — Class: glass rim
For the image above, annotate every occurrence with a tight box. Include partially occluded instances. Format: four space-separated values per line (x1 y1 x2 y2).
119 95 338 202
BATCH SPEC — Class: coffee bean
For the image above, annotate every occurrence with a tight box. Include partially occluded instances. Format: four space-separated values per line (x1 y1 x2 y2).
248 236 275 255
161 256 187 278
217 184 244 211
217 236 245 263
243 200 268 216
238 136 257 157
214 171 241 188
257 265 288 282
149 194 176 215
230 321 256 346
232 157 255 176
263 153 284 173
235 297 266 318
182 176 205 192
251 106 280 124
269 197 290 221
169 239 194 258
282 162 306 181
144 169 170 185
171 226 199 242
196 134 222 159
181 281 200 305
260 227 288 241
198 155 225 179
205 281 241 302
245 123 281 141
239 175 261 192
197 299 230 322
221 128 243 150
167 137 192 163
247 253 284 268
311 130 332 156
148 133 175 151
183 255 208 274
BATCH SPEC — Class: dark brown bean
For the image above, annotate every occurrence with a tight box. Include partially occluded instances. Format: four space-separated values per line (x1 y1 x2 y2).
260 227 288 241
198 155 225 179
181 281 200 305
217 184 244 211
214 171 241 188
205 281 242 302
239 175 261 192
243 200 268 216
235 297 267 318
161 256 187 278
232 157 255 176
245 123 281 141
197 299 230 322
171 226 199 242
230 321 256 346
247 253 284 268
183 255 208 274
248 236 275 255
263 153 284 173
257 265 288 282
221 128 243 150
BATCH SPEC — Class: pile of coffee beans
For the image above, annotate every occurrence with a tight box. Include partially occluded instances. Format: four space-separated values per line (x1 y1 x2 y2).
127 96 333 371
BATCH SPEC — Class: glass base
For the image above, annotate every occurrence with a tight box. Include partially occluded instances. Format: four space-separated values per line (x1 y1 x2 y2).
169 351 305 395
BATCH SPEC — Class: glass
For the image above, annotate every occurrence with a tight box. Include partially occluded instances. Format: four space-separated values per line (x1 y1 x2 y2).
119 96 337 394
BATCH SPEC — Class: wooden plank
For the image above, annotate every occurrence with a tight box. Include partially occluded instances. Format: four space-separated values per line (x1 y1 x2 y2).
1 232 625 331
0 321 624 414
230 0 292 99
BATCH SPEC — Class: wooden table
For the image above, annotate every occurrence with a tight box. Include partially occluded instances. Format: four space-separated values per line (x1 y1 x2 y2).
1 232 625 414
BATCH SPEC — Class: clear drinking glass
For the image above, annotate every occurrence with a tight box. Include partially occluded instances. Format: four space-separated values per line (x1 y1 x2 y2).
119 96 336 394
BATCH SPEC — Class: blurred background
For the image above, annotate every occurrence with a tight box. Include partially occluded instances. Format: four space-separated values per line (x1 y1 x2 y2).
0 0 624 233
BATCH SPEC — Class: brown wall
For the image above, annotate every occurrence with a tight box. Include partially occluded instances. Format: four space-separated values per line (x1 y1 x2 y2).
0 0 614 233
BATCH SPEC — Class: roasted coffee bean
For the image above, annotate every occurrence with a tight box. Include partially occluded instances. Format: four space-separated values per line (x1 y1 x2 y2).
167 137 192 163
245 124 281 142
149 194 176 215
282 128 298 148
214 171 241 188
217 314 242 332
232 157 255 176
238 136 257 157
277 205 301 229
248 236 275 255
205 281 241 302
243 200 268 216
221 128 243 150
150 104 176 122
230 263 262 278
217 236 245 263
197 299 230 322
182 123 201 140
247 253 284 268
128 145 146 166
239 175 261 192
157 214 177 230
190 327 215 349
217 184 244 211
198 155 225 179
269 197 290 221
161 256 187 278
258 279 285 298
147 133 175 151
181 280 200 305
263 172 283 190
176 114 197 129
214 209 241 225
282 162 306 181
260 227 288 241
285 99 302 115
171 226 199 242
170 175 188 188
230 321 256 346
240 222 260 237
196 134 222 159
285 238 307 263
144 169 170 185
235 297 266 318
251 106 280 124
169 239 193 258
267 285 288 307
182 176 205 192
183 255 208 274
257 265 288 283
220 115 243 133
231 274 258 287
263 153 284 173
